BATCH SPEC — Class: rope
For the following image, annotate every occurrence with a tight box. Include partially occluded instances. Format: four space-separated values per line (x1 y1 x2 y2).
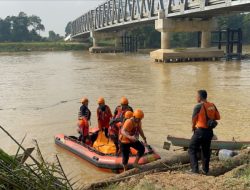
0 97 79 111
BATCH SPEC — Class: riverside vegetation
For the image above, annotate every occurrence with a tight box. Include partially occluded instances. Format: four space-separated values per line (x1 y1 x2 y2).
0 12 90 52
0 42 89 52
0 125 81 190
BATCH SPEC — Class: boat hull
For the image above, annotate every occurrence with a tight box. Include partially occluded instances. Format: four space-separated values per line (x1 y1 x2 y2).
55 134 160 170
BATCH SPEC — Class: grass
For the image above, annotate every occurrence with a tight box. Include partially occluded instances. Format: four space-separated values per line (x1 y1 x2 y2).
97 39 116 47
0 42 90 52
0 125 79 190
233 164 250 188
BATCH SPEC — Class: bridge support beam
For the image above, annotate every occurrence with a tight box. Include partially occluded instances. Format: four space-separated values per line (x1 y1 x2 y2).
201 31 211 48
89 31 124 53
151 18 224 62
161 32 171 49
115 36 122 48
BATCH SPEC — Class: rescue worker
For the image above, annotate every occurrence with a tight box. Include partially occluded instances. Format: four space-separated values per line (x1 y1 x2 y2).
109 110 133 155
77 97 91 143
189 90 220 174
113 96 133 121
120 109 147 172
96 97 112 138
78 97 91 121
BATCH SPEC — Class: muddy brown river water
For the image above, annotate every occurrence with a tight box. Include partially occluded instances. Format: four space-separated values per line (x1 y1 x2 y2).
0 51 250 182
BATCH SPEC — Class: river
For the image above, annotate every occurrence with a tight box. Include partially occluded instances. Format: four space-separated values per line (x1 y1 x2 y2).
0 51 250 183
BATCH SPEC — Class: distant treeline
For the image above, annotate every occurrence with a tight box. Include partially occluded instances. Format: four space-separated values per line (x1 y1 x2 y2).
0 12 63 42
128 13 250 49
0 42 89 52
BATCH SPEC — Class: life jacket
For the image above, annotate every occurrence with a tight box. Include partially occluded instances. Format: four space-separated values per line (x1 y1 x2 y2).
97 105 112 129
78 118 89 137
109 122 122 136
196 102 219 129
119 119 141 144
114 105 133 120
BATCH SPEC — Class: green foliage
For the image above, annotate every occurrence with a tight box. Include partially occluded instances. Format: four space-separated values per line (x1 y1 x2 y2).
0 125 77 190
0 18 11 41
129 25 160 48
0 148 73 190
233 164 250 179
0 12 45 42
0 42 89 52
217 13 250 44
171 32 198 48
48 30 63 41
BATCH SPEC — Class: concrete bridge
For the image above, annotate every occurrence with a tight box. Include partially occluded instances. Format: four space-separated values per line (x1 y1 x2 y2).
70 0 250 61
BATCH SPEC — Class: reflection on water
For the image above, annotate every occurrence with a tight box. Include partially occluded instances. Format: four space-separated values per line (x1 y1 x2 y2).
0 51 250 182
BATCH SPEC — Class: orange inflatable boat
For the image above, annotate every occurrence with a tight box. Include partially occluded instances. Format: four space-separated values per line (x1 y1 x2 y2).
54 129 160 170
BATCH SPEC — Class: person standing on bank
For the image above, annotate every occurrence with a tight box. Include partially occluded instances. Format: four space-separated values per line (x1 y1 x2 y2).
189 90 220 174
120 109 147 172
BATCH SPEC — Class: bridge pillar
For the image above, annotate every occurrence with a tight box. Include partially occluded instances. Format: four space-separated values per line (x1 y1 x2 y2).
151 18 224 62
201 31 211 48
89 31 124 53
90 31 99 47
92 37 98 47
161 32 171 49
115 36 122 48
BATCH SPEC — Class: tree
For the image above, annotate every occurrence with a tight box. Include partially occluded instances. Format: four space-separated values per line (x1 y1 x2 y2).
0 12 45 42
0 18 11 41
130 25 160 48
11 12 30 41
29 15 45 35
65 22 72 37
48 30 62 41
217 13 250 44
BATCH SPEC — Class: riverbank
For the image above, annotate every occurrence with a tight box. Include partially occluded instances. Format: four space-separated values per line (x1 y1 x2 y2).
83 149 250 190
1 123 249 190
0 42 90 52
103 165 250 190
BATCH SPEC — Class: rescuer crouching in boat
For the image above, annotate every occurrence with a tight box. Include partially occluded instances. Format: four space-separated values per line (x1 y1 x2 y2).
119 109 147 172
109 110 134 155
96 97 112 138
77 97 91 144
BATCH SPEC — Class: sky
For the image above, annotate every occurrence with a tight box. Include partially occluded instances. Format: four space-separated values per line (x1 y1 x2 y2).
0 0 104 37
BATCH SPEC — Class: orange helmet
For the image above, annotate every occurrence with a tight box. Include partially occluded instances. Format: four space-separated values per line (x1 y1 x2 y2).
81 97 88 104
133 109 144 119
124 111 133 119
120 96 128 105
97 97 105 104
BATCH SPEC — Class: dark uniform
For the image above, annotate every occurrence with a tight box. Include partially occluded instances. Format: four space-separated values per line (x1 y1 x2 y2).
78 105 91 143
78 105 91 121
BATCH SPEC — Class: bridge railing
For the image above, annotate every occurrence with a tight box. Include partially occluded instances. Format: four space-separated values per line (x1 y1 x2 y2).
71 0 166 37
